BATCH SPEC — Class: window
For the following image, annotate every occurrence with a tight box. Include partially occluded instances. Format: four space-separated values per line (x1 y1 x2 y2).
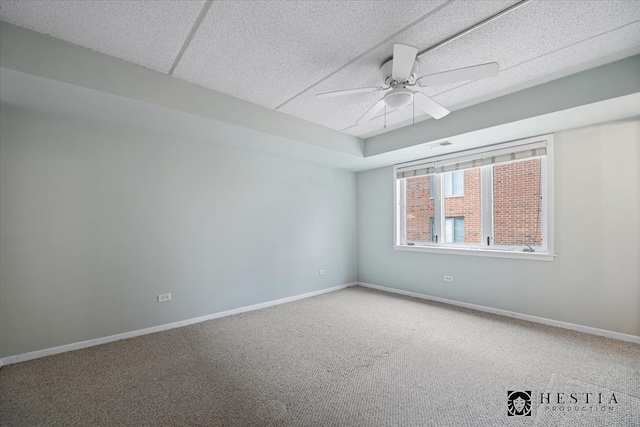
394 135 553 260
444 170 464 197
445 217 465 243
433 171 464 198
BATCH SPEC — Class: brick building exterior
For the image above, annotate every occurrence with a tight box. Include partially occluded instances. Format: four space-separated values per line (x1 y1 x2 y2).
405 158 541 246
444 169 482 244
405 175 434 242
493 158 542 246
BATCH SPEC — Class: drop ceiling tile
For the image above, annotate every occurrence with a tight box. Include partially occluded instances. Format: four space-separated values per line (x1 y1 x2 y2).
353 21 640 139
282 0 640 139
435 22 640 116
172 0 446 109
413 0 640 77
278 1 515 133
0 0 205 73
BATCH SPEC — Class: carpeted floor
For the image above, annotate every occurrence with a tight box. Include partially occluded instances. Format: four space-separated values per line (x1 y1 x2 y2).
1 286 638 426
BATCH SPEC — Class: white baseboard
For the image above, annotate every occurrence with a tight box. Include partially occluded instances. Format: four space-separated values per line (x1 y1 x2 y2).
0 282 357 367
357 282 640 345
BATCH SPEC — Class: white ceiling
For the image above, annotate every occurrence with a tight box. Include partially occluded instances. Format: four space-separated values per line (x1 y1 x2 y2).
1 0 639 139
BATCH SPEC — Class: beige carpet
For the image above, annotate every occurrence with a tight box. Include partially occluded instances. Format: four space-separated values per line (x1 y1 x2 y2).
1 286 639 426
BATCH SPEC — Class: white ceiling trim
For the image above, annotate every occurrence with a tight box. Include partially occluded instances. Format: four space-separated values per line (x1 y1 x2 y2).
3 65 638 173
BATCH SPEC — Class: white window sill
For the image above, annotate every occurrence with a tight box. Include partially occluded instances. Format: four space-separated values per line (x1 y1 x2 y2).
393 244 556 261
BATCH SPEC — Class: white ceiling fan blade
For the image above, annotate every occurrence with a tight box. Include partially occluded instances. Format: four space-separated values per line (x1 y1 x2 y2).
414 92 450 120
357 99 386 124
316 86 384 98
392 44 418 82
417 62 499 87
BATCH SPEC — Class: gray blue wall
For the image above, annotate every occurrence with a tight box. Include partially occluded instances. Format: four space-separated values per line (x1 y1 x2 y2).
357 120 640 337
0 105 357 358
2 102 638 360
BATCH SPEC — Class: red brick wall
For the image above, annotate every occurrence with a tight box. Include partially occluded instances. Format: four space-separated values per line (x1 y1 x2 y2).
493 158 542 246
405 176 434 242
405 159 542 246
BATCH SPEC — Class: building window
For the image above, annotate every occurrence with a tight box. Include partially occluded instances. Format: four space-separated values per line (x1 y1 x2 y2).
433 171 464 198
445 217 465 243
394 135 553 259
444 170 464 197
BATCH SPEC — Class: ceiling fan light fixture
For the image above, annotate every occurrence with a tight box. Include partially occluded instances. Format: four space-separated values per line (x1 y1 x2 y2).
384 88 413 110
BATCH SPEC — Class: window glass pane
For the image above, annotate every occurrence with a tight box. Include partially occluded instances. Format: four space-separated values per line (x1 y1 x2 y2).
430 217 435 242
444 171 464 197
405 176 435 242
444 173 452 197
443 168 482 244
429 175 435 199
445 218 453 243
493 158 543 246
444 217 466 243
454 217 465 243
453 171 464 196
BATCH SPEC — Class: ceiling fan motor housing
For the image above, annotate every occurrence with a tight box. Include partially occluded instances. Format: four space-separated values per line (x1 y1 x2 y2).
381 58 418 86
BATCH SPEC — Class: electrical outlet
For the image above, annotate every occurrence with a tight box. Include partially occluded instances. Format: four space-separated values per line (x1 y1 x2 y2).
444 275 454 282
319 269 326 276
338 265 343 273
158 293 172 302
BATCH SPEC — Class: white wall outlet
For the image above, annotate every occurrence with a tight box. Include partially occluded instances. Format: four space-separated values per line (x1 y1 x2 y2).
444 275 454 282
338 265 343 273
158 293 172 302
319 269 326 276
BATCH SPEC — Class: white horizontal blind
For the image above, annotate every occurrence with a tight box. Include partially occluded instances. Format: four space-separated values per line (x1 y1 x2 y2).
396 140 546 179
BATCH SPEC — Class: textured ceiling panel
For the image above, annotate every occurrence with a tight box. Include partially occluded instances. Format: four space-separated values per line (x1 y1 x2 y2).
0 0 204 73
277 1 517 133
172 0 445 109
281 0 640 138
350 21 640 139
433 23 640 117
412 0 640 79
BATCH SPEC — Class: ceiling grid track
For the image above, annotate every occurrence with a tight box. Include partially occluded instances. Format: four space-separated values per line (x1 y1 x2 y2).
168 0 213 75
416 0 530 60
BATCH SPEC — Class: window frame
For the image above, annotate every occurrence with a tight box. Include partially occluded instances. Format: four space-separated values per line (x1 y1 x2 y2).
393 135 555 261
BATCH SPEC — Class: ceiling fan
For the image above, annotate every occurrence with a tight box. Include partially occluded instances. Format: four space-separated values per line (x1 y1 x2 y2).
316 44 499 125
